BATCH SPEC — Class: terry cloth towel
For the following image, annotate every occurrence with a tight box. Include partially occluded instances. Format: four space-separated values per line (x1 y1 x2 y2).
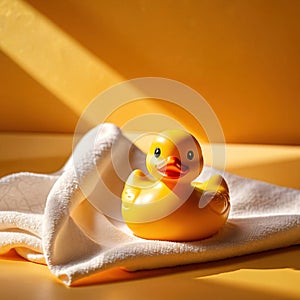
0 123 299 286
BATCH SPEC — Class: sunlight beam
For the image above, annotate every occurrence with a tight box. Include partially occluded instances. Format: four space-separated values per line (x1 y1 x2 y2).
0 0 123 118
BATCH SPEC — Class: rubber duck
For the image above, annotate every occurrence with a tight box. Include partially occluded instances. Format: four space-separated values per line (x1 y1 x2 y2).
121 130 230 241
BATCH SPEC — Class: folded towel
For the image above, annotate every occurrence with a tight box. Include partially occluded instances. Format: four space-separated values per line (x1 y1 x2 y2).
0 123 299 286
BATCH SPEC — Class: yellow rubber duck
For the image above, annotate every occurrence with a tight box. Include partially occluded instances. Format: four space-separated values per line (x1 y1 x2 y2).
122 130 230 241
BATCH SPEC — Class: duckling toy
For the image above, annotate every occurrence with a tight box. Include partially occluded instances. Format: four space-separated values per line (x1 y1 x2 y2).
121 130 230 241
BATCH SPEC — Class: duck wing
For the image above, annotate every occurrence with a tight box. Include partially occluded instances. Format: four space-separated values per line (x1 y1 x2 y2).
122 170 158 204
192 174 229 193
125 169 156 188
192 174 230 212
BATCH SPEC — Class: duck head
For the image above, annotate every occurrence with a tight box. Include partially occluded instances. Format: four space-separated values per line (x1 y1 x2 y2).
146 130 203 187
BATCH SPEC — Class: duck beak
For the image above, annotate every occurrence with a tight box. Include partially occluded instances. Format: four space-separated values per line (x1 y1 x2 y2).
156 156 189 179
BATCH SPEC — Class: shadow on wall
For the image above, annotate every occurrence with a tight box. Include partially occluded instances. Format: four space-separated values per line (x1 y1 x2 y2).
0 0 300 145
23 0 300 145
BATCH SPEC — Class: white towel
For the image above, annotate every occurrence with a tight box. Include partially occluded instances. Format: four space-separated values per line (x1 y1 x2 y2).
0 123 299 286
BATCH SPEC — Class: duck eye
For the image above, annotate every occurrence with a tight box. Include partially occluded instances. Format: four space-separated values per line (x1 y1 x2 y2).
187 150 194 160
154 147 161 158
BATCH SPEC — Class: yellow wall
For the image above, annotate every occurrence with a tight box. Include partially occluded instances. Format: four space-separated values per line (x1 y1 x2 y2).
0 0 300 144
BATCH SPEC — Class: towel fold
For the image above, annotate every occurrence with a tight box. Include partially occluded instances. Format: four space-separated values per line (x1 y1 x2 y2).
0 123 299 286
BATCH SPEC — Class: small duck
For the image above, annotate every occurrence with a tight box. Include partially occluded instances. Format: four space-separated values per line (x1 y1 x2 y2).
122 130 230 241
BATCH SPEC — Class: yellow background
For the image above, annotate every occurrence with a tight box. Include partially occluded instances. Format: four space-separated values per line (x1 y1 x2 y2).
0 0 300 144
0 2 300 297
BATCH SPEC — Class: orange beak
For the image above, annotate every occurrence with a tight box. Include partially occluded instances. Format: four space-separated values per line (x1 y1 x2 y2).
156 156 189 179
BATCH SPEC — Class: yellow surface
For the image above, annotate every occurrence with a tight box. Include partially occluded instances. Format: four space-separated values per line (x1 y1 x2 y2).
0 0 300 144
0 133 299 299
